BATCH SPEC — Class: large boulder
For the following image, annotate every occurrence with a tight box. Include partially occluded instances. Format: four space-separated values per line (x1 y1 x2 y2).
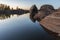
40 4 55 18
40 4 54 11
30 5 38 15
30 5 38 22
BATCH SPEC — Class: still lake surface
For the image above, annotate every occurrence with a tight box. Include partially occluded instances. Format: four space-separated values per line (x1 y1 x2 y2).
0 13 54 40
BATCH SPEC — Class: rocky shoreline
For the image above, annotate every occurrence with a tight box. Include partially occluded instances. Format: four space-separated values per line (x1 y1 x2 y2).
30 4 60 40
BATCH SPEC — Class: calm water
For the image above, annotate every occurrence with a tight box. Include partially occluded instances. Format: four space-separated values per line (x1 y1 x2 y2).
0 13 54 40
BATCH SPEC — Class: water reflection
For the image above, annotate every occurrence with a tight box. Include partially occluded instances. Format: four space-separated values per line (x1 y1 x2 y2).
0 14 10 20
0 13 56 40
0 13 24 20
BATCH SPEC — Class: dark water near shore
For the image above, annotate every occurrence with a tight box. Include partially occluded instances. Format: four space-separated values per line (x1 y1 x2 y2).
0 13 54 40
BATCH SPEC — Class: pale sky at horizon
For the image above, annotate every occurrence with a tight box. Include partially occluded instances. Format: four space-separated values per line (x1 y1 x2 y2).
0 0 60 10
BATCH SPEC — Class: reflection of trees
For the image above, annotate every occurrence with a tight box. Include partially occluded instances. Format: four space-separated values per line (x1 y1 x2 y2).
0 13 22 19
0 13 27 20
0 14 11 19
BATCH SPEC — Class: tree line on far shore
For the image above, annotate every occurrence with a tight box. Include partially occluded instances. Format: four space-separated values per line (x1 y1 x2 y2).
0 4 28 10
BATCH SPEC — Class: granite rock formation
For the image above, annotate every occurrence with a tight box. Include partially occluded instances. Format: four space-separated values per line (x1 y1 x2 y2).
30 4 60 39
34 4 55 21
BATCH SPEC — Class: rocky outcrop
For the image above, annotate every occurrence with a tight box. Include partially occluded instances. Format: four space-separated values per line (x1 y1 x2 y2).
40 11 60 40
39 5 60 37
30 4 60 38
34 4 55 21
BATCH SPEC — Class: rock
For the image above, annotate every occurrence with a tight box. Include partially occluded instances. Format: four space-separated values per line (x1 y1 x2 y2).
40 4 55 11
39 4 55 20
33 4 55 22
40 11 60 39
30 5 38 22
30 5 38 14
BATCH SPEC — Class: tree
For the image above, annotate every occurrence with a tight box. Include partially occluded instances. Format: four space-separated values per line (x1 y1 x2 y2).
0 4 10 10
0 4 5 10
4 6 10 10
11 8 13 10
16 6 20 10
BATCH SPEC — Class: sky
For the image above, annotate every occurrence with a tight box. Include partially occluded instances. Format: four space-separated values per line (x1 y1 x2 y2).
0 0 60 10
